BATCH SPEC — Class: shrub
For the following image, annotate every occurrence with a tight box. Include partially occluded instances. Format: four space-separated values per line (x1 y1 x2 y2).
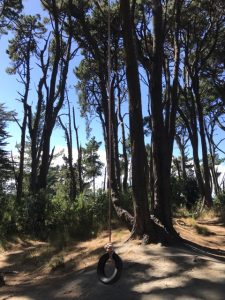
171 176 200 211
194 224 214 236
213 192 225 224
45 189 109 239
120 189 133 213
0 194 17 237
214 192 225 208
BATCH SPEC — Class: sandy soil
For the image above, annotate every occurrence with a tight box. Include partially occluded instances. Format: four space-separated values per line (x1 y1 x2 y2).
0 219 225 300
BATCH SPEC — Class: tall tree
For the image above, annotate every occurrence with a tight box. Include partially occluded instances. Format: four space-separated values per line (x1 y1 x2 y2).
150 0 173 229
178 0 225 206
73 107 83 193
133 0 182 233
58 97 77 201
37 0 75 191
120 0 154 239
82 137 104 196
71 1 134 226
7 14 46 202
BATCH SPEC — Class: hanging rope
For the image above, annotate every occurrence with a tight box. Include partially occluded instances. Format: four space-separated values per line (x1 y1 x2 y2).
107 0 112 246
97 1 123 284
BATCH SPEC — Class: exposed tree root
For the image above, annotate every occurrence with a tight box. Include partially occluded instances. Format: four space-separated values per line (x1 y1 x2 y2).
123 216 182 246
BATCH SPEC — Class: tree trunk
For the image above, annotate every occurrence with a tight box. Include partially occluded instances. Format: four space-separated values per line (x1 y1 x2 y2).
70 3 133 228
27 44 48 194
118 103 128 192
189 122 205 198
120 0 155 239
38 8 72 190
111 85 121 192
205 122 220 195
59 114 77 201
17 51 31 203
165 0 181 170
73 107 83 193
115 50 128 192
150 0 174 233
192 75 212 207
175 134 187 180
149 145 155 212
16 111 27 203
178 92 206 201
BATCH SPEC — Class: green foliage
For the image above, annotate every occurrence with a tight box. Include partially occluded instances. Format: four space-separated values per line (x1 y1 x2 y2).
0 187 109 240
0 104 14 193
194 224 214 236
1 0 225 243
6 14 46 73
45 188 109 239
214 192 225 208
0 194 17 238
82 137 104 191
91 190 109 226
119 189 133 213
0 0 23 34
171 176 200 210
19 191 49 237
0 160 107 240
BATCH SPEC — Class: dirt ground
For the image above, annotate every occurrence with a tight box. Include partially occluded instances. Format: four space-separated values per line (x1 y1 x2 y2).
0 219 225 300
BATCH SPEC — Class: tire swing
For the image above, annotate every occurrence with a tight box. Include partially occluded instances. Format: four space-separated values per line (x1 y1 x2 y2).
97 0 123 284
97 243 123 284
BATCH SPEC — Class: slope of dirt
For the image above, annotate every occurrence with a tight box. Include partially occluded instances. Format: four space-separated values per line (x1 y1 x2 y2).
0 220 225 300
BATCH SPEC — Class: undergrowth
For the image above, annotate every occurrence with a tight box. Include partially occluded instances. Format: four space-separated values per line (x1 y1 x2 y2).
193 224 214 236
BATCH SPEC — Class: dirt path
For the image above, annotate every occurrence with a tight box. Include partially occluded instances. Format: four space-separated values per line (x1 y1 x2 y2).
0 220 225 300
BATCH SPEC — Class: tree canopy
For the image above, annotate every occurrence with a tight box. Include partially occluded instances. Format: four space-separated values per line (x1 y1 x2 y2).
0 0 225 242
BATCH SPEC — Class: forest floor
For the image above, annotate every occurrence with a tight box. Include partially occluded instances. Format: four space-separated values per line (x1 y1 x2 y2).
0 217 225 300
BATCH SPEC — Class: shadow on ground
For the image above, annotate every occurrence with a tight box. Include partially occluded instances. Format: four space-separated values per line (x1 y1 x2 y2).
0 240 225 300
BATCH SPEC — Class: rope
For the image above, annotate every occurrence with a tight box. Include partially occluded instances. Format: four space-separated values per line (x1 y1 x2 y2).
96 0 113 248
107 0 112 245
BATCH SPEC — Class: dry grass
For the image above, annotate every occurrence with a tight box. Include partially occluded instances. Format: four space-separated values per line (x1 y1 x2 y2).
0 213 224 283
0 227 131 282
174 216 197 228
197 208 218 220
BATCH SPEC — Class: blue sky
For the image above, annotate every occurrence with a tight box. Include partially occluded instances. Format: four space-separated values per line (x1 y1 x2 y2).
1 0 224 170
0 0 143 159
0 0 105 155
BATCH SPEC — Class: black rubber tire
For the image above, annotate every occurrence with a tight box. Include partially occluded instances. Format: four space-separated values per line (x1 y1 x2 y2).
97 252 123 284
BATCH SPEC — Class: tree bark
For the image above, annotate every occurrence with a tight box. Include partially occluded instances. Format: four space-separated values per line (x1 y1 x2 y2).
120 0 155 238
27 44 48 194
70 3 133 227
150 0 174 232
175 134 187 180
205 121 220 195
38 4 72 190
178 106 205 198
192 75 212 207
73 107 83 193
59 112 77 201
111 83 121 193
16 48 31 203
115 50 128 191
16 109 27 203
